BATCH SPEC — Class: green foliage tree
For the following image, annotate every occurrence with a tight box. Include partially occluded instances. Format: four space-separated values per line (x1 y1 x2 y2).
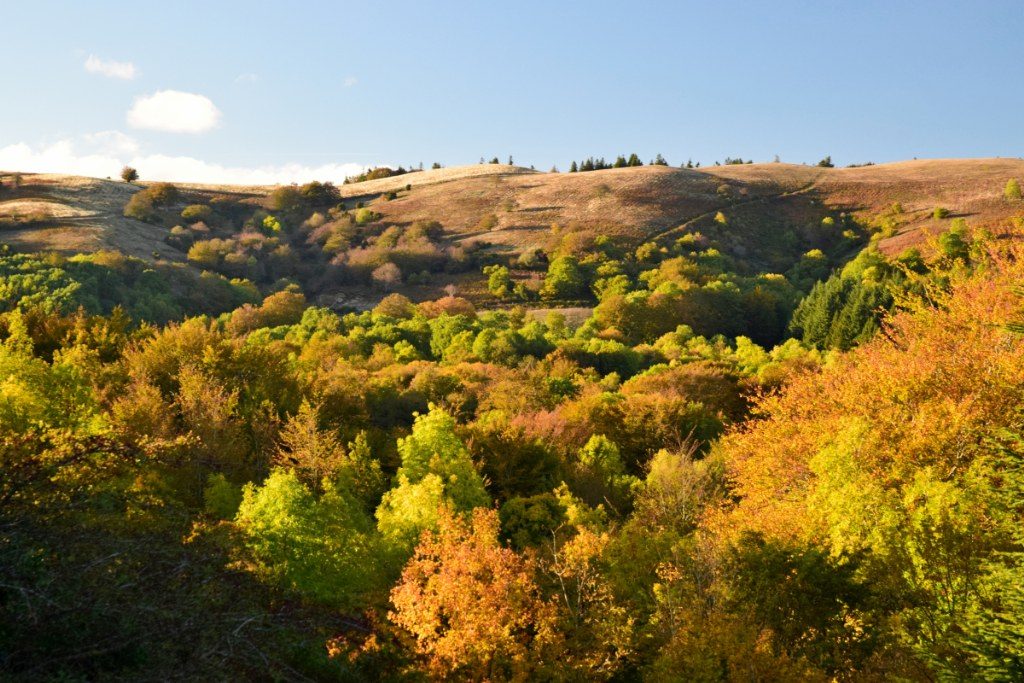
723 532 874 674
540 256 586 300
376 405 489 547
236 470 383 608
483 264 513 298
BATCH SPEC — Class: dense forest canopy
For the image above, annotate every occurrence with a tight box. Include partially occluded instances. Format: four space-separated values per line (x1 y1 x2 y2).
2 164 1024 681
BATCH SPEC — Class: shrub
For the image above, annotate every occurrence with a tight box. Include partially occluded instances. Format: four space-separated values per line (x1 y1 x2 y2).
148 183 180 205
267 186 303 213
1005 178 1022 201
372 262 402 291
355 208 379 224
933 207 950 219
121 166 138 183
477 214 499 231
483 264 512 298
298 181 340 205
262 215 282 234
540 256 586 300
124 192 156 221
181 204 212 222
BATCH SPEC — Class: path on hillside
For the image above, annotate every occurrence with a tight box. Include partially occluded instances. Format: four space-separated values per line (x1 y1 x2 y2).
650 177 823 245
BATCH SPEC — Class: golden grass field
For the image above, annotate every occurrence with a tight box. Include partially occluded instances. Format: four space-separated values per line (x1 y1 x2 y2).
3 157 1023 261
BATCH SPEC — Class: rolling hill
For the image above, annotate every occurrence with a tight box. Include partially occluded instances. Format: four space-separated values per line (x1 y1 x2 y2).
4 158 1023 258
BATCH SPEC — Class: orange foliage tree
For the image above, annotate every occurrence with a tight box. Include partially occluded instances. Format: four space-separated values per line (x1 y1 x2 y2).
389 508 560 679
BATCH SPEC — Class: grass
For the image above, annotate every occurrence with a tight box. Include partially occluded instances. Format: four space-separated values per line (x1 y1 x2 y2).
4 156 1024 273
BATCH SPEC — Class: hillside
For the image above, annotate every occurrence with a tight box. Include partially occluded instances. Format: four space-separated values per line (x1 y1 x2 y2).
0 174 183 260
4 158 1023 263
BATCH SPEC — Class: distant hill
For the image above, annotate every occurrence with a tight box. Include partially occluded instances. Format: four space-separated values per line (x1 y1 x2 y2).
4 158 1022 264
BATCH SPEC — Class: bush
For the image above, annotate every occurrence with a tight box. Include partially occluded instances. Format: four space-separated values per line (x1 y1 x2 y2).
355 208 380 224
540 256 586 300
477 214 499 231
124 192 156 222
121 166 138 183
933 207 950 219
1005 178 1022 201
484 264 512 298
181 204 212 222
298 181 340 205
372 262 402 291
267 186 303 213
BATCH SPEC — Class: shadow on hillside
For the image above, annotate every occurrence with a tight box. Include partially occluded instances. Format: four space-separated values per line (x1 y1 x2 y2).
673 185 872 275
516 206 562 213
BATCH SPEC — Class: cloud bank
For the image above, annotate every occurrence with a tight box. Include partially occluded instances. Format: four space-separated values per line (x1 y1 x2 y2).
0 136 369 185
84 54 137 80
127 90 222 133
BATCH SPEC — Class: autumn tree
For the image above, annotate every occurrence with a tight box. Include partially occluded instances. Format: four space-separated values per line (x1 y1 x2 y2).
121 166 139 183
372 262 402 291
274 400 347 493
389 508 560 679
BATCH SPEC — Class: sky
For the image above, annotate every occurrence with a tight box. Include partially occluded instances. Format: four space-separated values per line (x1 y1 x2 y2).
2 0 1023 184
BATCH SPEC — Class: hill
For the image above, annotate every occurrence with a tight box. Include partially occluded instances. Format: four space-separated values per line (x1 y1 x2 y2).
2 158 1022 313
0 174 183 260
5 158 1023 258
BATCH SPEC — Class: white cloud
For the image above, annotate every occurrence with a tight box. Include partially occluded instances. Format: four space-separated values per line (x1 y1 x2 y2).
84 54 137 80
235 73 258 84
133 155 368 185
81 130 139 156
344 76 358 87
127 90 222 133
0 136 369 185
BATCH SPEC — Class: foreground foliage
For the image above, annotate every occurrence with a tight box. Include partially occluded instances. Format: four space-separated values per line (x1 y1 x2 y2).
1 219 1021 679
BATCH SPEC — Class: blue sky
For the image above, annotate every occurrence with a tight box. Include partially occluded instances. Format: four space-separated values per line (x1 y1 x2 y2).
2 1 1022 182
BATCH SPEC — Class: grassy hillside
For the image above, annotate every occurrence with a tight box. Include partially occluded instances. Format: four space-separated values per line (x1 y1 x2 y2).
5 158 1023 257
2 159 1022 315
0 174 183 260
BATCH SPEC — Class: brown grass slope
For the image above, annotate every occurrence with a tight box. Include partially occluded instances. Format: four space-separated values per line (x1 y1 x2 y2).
3 158 1024 261
0 173 184 260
